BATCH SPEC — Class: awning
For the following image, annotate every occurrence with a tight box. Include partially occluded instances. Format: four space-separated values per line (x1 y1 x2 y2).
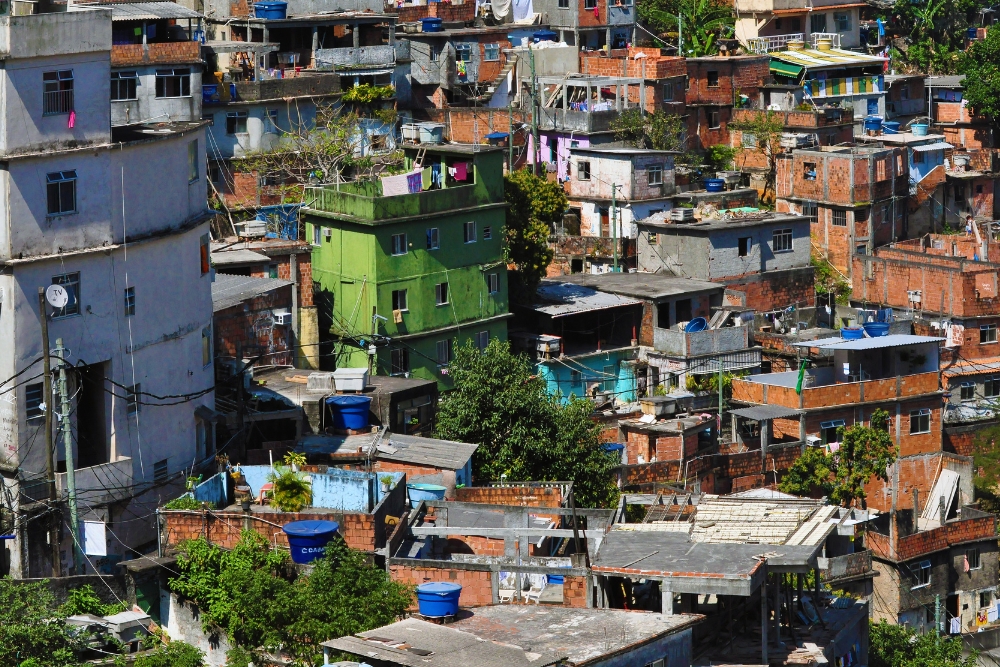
729 405 803 421
770 61 804 78
194 405 226 424
912 142 954 152
106 2 204 21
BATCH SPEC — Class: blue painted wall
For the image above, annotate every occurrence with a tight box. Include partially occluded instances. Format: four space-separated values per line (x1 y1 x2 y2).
537 349 637 403
193 472 229 508
909 146 944 183
236 465 404 512
591 627 693 667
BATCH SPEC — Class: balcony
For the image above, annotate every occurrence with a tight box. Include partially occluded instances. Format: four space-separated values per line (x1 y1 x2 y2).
307 180 485 221
536 108 622 133
315 44 395 70
654 326 749 357
231 71 341 102
818 550 872 583
111 40 201 68
734 107 849 129
746 32 841 54
56 457 134 506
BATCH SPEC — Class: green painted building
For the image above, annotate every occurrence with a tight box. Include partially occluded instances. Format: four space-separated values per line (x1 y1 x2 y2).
304 144 510 388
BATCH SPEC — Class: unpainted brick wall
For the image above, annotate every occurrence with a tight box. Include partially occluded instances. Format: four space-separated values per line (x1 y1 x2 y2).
455 486 564 507
162 510 379 552
111 41 202 67
213 285 294 363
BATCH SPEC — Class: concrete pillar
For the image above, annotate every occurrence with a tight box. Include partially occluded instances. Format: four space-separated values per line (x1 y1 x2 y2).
760 567 768 665
353 23 360 49
661 581 673 614
774 573 781 643
761 418 770 472
605 27 611 48
311 26 319 68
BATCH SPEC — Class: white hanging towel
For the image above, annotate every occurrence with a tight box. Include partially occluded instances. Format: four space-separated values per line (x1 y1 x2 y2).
512 0 533 21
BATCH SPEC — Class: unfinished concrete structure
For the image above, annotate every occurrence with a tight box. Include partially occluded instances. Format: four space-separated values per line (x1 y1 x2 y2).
591 494 870 666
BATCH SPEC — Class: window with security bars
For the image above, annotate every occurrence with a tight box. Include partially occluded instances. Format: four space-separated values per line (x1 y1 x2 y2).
110 71 138 101
391 348 410 375
772 228 793 252
960 383 975 400
25 383 44 421
43 70 74 115
832 210 847 226
154 459 169 483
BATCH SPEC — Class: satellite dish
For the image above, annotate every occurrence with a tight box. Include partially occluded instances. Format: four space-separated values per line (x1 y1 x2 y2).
45 284 69 309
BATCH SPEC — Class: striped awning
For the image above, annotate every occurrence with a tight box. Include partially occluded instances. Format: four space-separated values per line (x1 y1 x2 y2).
770 60 804 78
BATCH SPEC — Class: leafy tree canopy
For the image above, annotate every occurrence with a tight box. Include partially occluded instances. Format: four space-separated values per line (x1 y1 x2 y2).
171 530 412 667
435 339 620 508
611 109 685 151
870 620 976 667
779 409 897 507
640 0 733 56
959 25 1000 124
504 169 563 298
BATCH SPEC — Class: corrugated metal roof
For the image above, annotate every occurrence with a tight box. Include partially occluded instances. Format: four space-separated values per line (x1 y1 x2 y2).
378 433 478 470
792 334 944 350
104 2 204 21
912 142 954 152
771 48 886 70
211 273 291 312
532 281 642 318
729 405 803 421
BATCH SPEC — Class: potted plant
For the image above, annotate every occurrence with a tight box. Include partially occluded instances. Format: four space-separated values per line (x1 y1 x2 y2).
269 467 312 512
234 485 252 511
283 451 307 473
379 474 394 493
215 453 230 473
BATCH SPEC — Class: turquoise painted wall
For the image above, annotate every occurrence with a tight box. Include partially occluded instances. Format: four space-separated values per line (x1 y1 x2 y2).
537 349 637 403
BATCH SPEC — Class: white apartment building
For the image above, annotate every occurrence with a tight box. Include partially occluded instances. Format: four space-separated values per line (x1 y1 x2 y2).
0 6 215 578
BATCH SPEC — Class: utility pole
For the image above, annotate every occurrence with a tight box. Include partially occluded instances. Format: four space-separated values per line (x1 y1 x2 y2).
935 594 941 635
508 102 514 172
611 184 618 272
37 288 60 577
718 357 724 441
55 338 82 575
369 306 378 376
529 44 540 177
678 14 683 55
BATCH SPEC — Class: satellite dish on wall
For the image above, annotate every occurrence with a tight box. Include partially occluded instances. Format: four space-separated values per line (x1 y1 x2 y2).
45 284 69 309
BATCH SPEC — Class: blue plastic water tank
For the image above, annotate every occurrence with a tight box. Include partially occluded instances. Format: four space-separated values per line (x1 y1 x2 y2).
407 483 447 509
253 1 287 19
282 520 339 564
841 327 865 340
326 394 371 431
421 17 443 32
911 123 929 136
863 116 882 133
863 322 890 338
882 121 901 134
202 84 219 104
533 30 558 42
416 582 462 617
685 317 708 333
704 178 725 192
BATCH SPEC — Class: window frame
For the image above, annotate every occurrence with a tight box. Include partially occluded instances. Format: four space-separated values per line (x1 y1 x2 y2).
706 108 721 129
110 70 138 102
391 348 410 375
435 282 449 306
392 289 408 312
436 338 454 365
312 224 322 247
706 70 719 88
475 330 490 351
487 272 499 294
968 548 982 571
834 11 851 32
909 559 931 588
820 419 845 445
484 43 500 61
810 13 828 33
226 111 248 135
647 165 663 186
584 0 597 8
426 227 440 250
51 272 81 319
772 228 793 253
982 324 998 344
463 221 477 244
43 69 74 115
188 140 200 183
153 459 169 483
25 383 44 421
154 68 191 99
391 233 408 256
126 383 141 415
986 378 1000 398
804 162 818 181
46 170 78 216
124 286 136 317
455 43 473 62
483 225 492 240
738 236 752 257
577 161 591 181
909 408 931 435
960 382 975 401
832 210 847 227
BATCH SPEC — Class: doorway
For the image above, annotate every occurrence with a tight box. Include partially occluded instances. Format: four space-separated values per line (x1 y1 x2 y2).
76 363 109 469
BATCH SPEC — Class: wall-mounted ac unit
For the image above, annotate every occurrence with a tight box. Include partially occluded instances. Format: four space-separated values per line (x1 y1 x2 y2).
272 308 292 325
323 228 333 239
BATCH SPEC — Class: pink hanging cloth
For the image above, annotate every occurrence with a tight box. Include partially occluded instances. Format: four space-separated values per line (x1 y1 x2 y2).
68 110 76 129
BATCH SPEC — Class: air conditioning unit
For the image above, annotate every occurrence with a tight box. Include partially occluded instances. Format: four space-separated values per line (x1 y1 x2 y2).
323 228 333 239
235 220 267 238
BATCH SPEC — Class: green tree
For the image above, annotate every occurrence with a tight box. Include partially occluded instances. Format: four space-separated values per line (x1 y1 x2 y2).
435 339 620 507
60 583 127 617
778 410 897 507
811 255 852 306
971 424 1000 512
611 109 686 151
870 620 976 667
504 169 563 298
0 579 86 666
960 25 1000 124
730 110 785 202
171 530 412 666
643 0 733 55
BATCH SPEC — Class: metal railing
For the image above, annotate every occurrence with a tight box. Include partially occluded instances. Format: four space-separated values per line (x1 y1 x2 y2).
745 33 803 54
810 32 842 47
43 89 73 115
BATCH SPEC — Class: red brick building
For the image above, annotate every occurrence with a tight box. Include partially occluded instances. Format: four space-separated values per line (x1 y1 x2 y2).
730 107 854 171
684 55 770 152
212 273 294 367
776 145 909 278
580 47 687 115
